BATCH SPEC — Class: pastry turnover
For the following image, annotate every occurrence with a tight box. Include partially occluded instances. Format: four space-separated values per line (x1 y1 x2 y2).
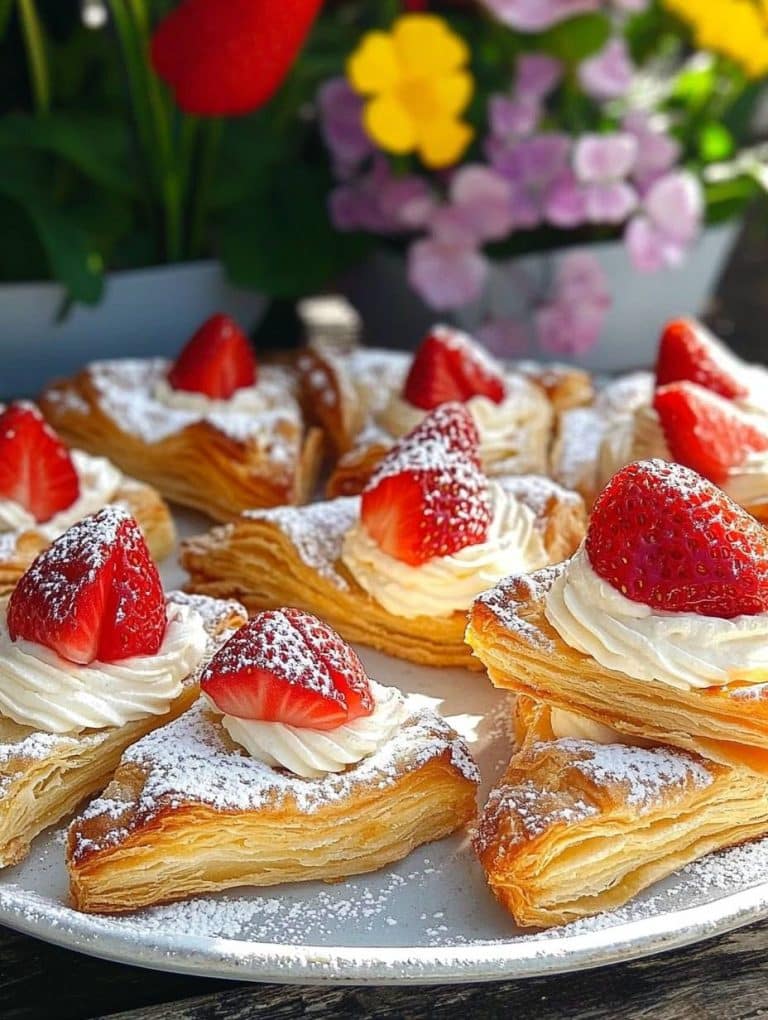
67 694 479 913
0 476 175 596
181 476 585 669
39 360 324 521
466 564 768 775
474 697 768 928
0 592 246 869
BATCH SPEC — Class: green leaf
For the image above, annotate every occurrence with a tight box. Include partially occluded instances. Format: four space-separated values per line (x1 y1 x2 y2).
0 0 14 40
0 112 136 195
217 164 370 299
698 122 734 162
0 152 104 303
539 13 611 64
672 66 716 106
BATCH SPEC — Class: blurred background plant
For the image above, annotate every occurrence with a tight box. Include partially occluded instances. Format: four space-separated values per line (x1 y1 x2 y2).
1 0 767 354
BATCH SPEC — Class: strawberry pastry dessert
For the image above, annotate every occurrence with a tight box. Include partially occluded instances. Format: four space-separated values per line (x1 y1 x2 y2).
66 608 479 913
182 403 585 668
39 313 323 520
0 505 245 868
467 458 768 774
552 318 768 516
0 401 174 592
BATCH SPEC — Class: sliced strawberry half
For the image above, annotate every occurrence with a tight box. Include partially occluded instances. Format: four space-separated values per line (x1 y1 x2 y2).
403 325 507 411
405 402 482 467
200 609 373 729
653 382 768 484
7 506 167 664
361 422 492 566
167 313 257 399
0 402 79 523
656 318 749 400
585 459 768 619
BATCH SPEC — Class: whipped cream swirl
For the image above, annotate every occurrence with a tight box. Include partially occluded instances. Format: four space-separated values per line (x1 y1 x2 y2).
212 681 408 778
545 547 768 691
0 602 208 733
0 450 123 539
342 481 548 618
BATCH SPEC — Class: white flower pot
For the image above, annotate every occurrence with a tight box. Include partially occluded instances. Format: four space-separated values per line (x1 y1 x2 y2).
340 221 740 373
0 261 267 399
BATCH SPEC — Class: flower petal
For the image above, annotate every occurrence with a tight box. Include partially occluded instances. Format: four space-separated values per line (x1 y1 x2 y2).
433 70 474 117
347 32 400 95
364 94 418 154
417 117 473 168
393 14 469 75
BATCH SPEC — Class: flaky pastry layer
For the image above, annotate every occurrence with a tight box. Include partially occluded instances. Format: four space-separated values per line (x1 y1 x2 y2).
467 566 768 774
181 478 585 669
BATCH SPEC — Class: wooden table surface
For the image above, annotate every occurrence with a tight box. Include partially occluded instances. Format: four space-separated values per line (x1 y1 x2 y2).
3 212 768 1020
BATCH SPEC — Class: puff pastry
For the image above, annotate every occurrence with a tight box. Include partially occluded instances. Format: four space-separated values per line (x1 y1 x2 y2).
0 592 246 869
67 694 479 913
474 697 768 927
0 476 175 596
181 477 585 669
466 564 768 774
39 360 324 521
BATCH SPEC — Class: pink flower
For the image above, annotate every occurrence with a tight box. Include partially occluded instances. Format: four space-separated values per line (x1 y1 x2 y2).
572 132 638 223
330 156 434 233
317 77 372 175
449 165 516 242
479 0 599 31
408 233 488 311
489 94 540 140
535 251 610 356
625 171 703 272
579 38 634 101
516 54 563 98
622 111 680 191
490 133 572 230
477 317 532 358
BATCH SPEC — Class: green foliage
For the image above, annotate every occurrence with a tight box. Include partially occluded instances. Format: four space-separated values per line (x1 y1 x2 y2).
539 13 611 64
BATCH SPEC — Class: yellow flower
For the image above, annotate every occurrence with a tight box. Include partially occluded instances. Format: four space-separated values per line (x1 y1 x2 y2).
665 0 768 78
347 14 474 169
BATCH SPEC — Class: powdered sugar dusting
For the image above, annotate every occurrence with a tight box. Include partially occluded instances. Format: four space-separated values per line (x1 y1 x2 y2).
70 695 479 861
498 474 582 523
474 564 564 648
245 498 360 590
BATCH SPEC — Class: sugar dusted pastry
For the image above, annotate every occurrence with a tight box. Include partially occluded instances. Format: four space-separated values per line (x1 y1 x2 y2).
183 404 585 668
0 402 174 594
40 313 323 521
304 326 585 498
467 458 768 774
0 505 246 868
474 698 768 928
67 608 479 913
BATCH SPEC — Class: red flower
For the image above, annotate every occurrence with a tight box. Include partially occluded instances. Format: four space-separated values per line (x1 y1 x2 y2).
151 0 323 117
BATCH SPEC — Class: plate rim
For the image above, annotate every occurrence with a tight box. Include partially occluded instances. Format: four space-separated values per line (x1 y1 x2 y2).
1 876 767 984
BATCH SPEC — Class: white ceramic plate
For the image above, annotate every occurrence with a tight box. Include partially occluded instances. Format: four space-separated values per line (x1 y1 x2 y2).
1 510 768 984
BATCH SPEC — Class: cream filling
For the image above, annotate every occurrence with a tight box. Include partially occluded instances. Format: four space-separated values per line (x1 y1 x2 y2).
342 481 548 619
549 707 651 747
153 376 269 416
378 380 552 468
544 546 768 692
0 602 207 733
0 450 123 538
212 681 408 778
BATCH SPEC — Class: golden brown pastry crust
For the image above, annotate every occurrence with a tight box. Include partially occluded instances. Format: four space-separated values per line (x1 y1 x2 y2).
67 698 479 913
39 367 324 521
181 477 586 669
518 363 594 413
0 592 247 869
0 476 175 596
466 566 768 774
473 720 768 928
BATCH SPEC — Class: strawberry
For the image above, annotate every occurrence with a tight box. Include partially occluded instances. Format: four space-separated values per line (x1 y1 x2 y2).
200 609 373 730
151 0 323 117
585 459 768 619
0 402 79 523
405 402 482 467
361 419 492 566
403 326 507 410
167 314 257 399
654 382 768 484
656 318 749 400
7 507 167 664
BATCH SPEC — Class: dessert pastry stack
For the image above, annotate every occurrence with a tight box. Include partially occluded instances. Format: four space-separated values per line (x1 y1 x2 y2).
299 324 592 497
467 458 768 927
182 402 585 668
40 313 324 520
552 318 768 520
